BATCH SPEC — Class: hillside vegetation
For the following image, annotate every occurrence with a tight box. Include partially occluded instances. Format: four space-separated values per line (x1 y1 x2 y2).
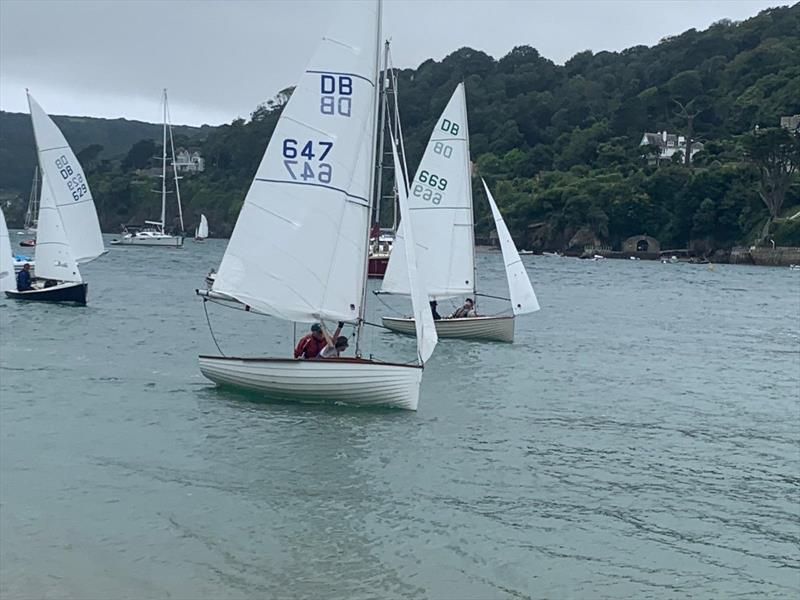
2 4 798 250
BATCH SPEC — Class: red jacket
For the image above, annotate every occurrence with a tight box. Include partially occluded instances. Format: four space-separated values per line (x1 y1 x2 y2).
294 334 326 359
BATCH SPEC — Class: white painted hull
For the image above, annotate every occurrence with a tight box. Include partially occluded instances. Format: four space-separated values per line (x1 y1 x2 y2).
198 356 424 410
382 315 515 343
110 235 183 247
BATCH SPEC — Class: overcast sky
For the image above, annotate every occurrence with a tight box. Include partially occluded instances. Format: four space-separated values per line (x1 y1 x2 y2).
0 0 783 126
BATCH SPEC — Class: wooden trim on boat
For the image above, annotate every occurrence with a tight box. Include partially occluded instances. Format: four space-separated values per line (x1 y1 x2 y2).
198 355 423 370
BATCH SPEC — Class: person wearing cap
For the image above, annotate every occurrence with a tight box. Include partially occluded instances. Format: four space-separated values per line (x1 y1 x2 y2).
318 321 349 359
16 263 32 291
294 322 328 359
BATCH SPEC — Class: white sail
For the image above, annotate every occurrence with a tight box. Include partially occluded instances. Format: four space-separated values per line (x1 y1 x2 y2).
34 173 82 283
0 208 14 292
390 135 437 363
482 179 539 315
381 83 475 299
213 2 378 323
27 93 105 264
197 214 209 239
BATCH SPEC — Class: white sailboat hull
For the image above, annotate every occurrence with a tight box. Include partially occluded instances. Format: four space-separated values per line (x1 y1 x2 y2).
111 235 183 247
382 315 516 343
198 356 424 410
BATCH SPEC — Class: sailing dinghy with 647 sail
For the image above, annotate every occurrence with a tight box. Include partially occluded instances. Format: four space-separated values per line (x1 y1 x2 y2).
197 1 437 410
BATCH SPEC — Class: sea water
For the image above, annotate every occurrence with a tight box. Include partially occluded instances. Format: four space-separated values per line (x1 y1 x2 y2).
1 236 798 598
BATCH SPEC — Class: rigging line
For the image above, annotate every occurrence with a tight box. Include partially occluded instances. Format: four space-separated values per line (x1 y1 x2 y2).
362 319 393 331
203 299 226 357
371 290 405 316
476 292 511 302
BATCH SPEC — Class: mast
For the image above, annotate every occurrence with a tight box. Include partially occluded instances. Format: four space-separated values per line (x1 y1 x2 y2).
463 82 478 309
374 39 390 229
165 92 185 233
355 0 383 357
160 88 168 232
25 166 39 229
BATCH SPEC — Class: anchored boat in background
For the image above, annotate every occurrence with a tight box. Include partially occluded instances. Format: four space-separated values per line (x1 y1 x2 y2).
5 92 106 305
197 1 437 410
380 83 540 342
111 89 185 248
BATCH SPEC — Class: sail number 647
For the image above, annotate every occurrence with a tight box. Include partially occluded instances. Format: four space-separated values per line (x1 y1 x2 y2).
282 139 333 183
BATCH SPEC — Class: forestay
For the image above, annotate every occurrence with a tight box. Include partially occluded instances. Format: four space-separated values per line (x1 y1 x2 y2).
28 94 104 265
381 83 474 299
213 2 378 323
0 208 14 292
482 179 540 315
390 135 437 363
34 173 82 283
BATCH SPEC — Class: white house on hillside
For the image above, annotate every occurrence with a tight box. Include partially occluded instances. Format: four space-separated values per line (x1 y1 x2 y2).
174 148 205 173
640 131 704 164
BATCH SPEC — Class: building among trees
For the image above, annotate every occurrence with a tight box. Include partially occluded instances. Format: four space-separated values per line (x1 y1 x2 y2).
640 131 704 164
174 148 205 173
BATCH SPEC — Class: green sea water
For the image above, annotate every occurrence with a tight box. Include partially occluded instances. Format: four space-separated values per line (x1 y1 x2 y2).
1 235 798 598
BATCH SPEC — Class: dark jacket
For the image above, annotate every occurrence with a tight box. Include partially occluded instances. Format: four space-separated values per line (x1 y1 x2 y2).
16 269 32 291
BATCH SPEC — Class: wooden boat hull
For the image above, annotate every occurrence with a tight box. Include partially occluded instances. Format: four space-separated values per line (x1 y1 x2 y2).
198 356 424 410
110 236 183 247
382 315 515 343
5 281 87 305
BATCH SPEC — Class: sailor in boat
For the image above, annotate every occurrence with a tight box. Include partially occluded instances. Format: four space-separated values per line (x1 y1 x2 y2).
450 297 477 319
318 323 350 359
430 300 441 320
294 322 343 359
16 263 32 291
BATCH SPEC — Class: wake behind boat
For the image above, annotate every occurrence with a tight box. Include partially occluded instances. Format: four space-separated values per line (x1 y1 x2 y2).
197 1 437 410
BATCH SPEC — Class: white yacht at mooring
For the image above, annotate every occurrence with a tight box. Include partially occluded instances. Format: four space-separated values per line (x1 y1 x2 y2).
111 89 185 247
197 0 437 410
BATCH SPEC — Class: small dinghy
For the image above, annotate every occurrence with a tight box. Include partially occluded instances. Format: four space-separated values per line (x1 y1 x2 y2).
19 238 36 247
197 2 438 410
380 84 540 343
194 214 208 241
5 92 105 305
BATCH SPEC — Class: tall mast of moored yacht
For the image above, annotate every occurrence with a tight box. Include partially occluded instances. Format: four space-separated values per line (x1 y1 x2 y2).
355 0 383 357
165 91 185 233
160 88 168 232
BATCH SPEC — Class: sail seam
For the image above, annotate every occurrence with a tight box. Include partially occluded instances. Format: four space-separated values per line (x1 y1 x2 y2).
254 178 369 205
306 70 375 87
38 145 70 153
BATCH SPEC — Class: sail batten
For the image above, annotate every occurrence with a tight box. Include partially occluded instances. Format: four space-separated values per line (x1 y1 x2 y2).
381 83 475 300
482 179 540 316
213 3 379 324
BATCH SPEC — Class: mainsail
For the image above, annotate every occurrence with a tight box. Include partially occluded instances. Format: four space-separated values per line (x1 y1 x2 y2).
381 83 475 299
213 2 379 323
482 179 540 315
27 93 105 264
197 214 209 239
0 208 14 292
34 172 82 283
